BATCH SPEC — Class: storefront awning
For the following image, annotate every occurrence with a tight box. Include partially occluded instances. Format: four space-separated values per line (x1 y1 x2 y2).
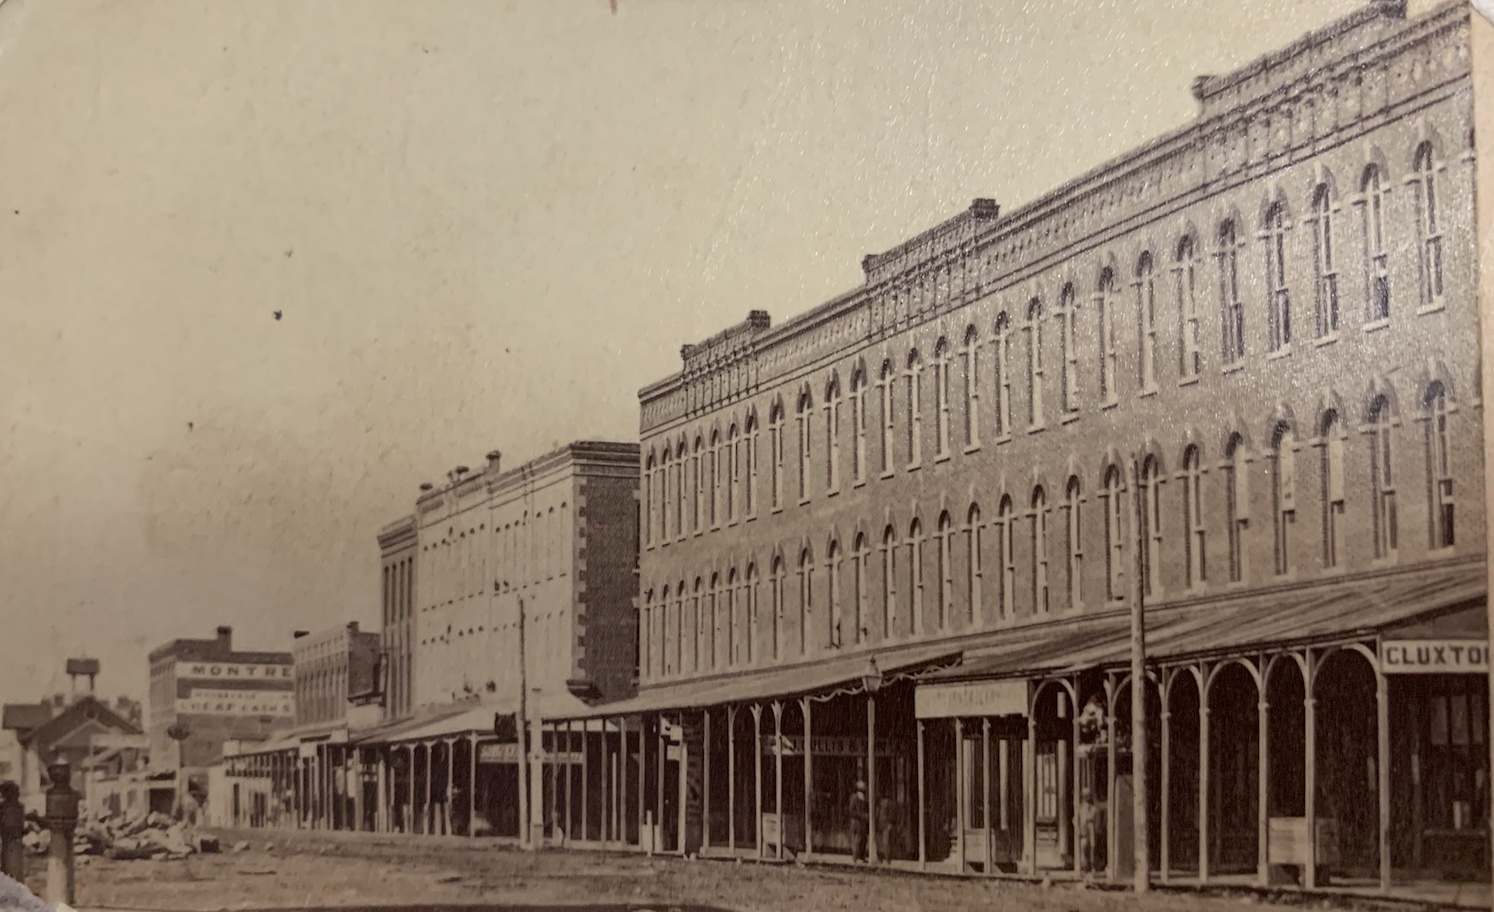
543 641 964 722
929 559 1486 684
223 731 300 759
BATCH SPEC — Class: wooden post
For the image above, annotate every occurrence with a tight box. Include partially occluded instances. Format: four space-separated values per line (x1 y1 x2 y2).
869 693 880 865
773 701 784 861
469 735 478 838
1025 711 1038 876
982 717 991 874
802 697 813 859
1161 700 1171 884
1304 650 1318 890
656 713 666 853
1105 688 1116 883
917 719 927 871
424 743 433 836
1199 666 1210 885
1377 667 1391 892
677 713 687 857
955 717 966 871
446 739 455 836
1072 692 1082 879
1258 675 1270 888
1130 455 1150 892
582 722 591 843
752 704 764 859
637 716 646 850
999 738 1009 833
703 710 712 850
728 705 737 853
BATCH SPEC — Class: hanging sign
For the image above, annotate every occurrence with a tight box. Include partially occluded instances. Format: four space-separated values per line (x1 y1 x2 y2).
478 743 519 764
915 679 1028 718
1382 640 1489 674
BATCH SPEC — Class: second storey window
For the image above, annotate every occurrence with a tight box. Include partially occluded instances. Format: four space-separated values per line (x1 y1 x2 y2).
1272 425 1297 576
796 390 813 502
1058 284 1079 415
1103 466 1124 602
1097 269 1119 404
937 512 954 630
851 369 867 483
906 350 924 466
994 313 1014 437
879 361 895 474
1137 253 1158 393
1177 236 1201 379
1310 183 1339 339
1361 164 1391 322
966 504 983 626
1064 477 1083 610
1369 399 1396 560
1265 202 1291 352
1027 299 1045 429
963 326 981 448
1412 142 1444 308
1225 436 1249 583
1031 487 1050 615
1218 220 1244 365
934 338 951 458
1182 446 1206 588
881 526 897 640
1428 383 1455 549
1321 410 1347 569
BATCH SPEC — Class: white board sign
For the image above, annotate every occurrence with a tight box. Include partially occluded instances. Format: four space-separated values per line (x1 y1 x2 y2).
1382 640 1489 674
176 690 294 717
915 679 1028 719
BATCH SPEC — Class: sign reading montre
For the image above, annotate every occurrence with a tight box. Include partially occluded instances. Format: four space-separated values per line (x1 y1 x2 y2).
1381 640 1489 674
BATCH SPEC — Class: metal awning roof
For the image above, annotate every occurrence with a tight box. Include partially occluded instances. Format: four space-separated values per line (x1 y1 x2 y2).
928 560 1486 684
543 641 964 722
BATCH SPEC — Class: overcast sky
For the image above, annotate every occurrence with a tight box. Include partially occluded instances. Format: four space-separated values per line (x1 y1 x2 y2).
1 0 1401 708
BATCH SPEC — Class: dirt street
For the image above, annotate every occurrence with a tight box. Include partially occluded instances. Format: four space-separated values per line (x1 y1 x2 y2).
7 828 1435 912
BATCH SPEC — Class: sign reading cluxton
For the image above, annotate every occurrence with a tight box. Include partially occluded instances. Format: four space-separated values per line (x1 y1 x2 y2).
1381 640 1489 674
915 680 1028 719
173 661 294 680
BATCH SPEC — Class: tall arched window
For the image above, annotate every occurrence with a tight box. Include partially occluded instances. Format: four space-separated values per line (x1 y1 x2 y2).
709 430 721 528
1097 269 1119 403
659 585 672 675
1361 165 1390 321
994 313 1014 437
796 390 813 502
692 436 704 533
934 338 951 458
727 424 740 522
692 578 704 672
642 588 654 679
1272 424 1297 576
1103 466 1125 601
1265 202 1291 352
707 573 720 669
1225 435 1249 583
1369 398 1397 560
1141 457 1162 598
769 401 785 509
644 452 656 547
746 411 759 517
1058 284 1079 415
906 350 924 466
1064 476 1083 610
1137 253 1158 392
907 518 924 636
963 326 981 448
826 539 843 650
769 557 784 661
851 369 867 484
1027 299 1045 428
1219 220 1244 364
880 526 897 639
965 504 983 626
1427 383 1455 549
675 438 686 537
1311 184 1339 338
1031 487 1050 615
825 376 843 493
797 548 814 656
1177 236 1201 378
1183 445 1206 588
852 534 868 645
1413 142 1444 306
936 512 954 630
1322 410 1347 568
726 568 739 666
660 448 672 542
879 361 895 475
997 496 1016 618
747 563 760 665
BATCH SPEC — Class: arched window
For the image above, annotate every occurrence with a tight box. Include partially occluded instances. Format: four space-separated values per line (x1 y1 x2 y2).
1026 299 1045 428
1219 220 1244 364
769 401 785 510
826 539 843 650
825 376 843 493
796 390 813 502
692 436 704 533
1265 202 1291 352
1058 283 1079 415
1427 383 1455 549
963 326 981 447
965 504 983 626
1141 457 1162 597
746 411 760 517
797 548 814 656
1183 446 1206 587
644 452 656 547
1311 184 1339 338
936 511 954 630
1177 236 1201 378
851 369 867 484
675 438 686 537
1413 142 1444 306
769 557 784 661
934 339 951 458
994 313 1014 437
1064 476 1083 610
1361 165 1390 321
726 568 739 666
907 518 925 636
1103 466 1125 601
906 350 924 466
660 584 673 676
659 449 672 542
1322 410 1347 567
1225 435 1249 583
709 430 722 528
1138 253 1158 392
727 424 740 522
1031 487 1050 615
692 578 704 673
852 534 868 645
997 496 1016 618
1369 398 1397 560
1097 269 1119 403
1272 424 1297 576
745 563 759 665
878 361 895 475
880 526 897 639
707 573 720 669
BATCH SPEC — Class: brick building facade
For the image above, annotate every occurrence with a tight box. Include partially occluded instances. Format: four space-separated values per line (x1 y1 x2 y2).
379 516 418 723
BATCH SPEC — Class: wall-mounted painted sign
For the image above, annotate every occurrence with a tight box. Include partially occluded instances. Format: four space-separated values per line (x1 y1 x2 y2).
174 661 294 681
1382 640 1489 674
756 735 899 758
915 679 1028 719
176 690 294 717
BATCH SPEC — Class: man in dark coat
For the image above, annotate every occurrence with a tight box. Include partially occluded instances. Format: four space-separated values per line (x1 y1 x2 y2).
848 780 869 863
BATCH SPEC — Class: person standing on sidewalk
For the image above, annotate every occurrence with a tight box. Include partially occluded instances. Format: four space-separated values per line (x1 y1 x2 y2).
848 781 869 864
0 781 25 881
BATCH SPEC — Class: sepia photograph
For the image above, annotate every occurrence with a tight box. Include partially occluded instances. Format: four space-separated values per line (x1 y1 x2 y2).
2 1 1493 910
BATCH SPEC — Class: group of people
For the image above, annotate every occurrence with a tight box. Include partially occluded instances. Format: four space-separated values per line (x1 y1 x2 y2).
846 780 898 863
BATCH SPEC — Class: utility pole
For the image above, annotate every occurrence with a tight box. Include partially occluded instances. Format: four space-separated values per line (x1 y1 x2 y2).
1472 0 1494 893
516 594 531 851
1130 455 1150 893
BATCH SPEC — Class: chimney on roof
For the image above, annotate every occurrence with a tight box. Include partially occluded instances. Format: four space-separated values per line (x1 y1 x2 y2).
970 198 999 219
346 621 359 634
216 626 232 650
487 450 502 474
1367 0 1406 18
419 482 434 492
1190 75 1213 104
293 630 309 639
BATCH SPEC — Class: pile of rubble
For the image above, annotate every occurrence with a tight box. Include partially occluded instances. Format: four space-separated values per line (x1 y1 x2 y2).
21 810 220 862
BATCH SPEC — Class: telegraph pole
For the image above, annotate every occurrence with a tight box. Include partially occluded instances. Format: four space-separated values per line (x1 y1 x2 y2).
516 595 530 851
1130 455 1150 893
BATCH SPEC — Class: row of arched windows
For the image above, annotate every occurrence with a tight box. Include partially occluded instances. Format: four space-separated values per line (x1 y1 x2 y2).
643 142 1451 549
640 382 1460 683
